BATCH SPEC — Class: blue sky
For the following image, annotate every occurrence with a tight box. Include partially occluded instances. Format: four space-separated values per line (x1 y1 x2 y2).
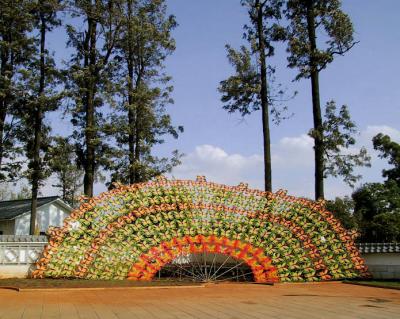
44 0 400 199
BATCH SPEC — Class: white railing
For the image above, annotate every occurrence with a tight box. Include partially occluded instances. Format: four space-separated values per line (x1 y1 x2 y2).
0 236 47 265
1 236 398 266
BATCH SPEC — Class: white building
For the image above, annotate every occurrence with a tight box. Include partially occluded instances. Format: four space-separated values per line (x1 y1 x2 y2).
0 196 72 235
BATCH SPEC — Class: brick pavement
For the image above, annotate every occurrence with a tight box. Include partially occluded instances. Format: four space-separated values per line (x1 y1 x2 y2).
0 282 399 319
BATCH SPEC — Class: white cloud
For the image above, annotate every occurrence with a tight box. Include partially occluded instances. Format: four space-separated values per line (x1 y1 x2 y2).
169 145 264 188
280 134 313 149
361 125 400 142
170 125 400 199
170 140 315 197
272 134 313 168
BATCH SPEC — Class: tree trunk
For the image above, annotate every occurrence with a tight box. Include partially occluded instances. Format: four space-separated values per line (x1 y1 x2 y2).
133 80 141 183
30 9 46 235
0 57 7 172
62 171 67 203
306 0 324 200
83 7 97 198
0 30 12 177
133 66 142 183
128 73 135 184
0 106 6 172
256 1 272 192
127 0 135 185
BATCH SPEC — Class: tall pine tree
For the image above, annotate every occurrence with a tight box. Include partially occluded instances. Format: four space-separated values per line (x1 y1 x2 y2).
17 0 62 234
0 0 33 181
66 0 122 197
218 0 285 192
106 0 182 185
285 0 358 199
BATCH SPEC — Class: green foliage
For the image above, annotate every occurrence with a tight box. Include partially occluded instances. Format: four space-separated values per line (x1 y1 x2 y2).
353 181 400 242
2 0 183 198
0 0 34 181
219 45 260 115
370 211 400 243
49 137 83 207
219 0 289 120
352 134 400 242
373 133 400 184
320 101 370 187
325 196 357 230
106 0 183 185
218 45 291 121
242 0 286 54
285 0 356 80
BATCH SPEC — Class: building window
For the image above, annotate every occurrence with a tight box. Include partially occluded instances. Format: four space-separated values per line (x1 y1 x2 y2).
0 231 3 235
39 232 46 236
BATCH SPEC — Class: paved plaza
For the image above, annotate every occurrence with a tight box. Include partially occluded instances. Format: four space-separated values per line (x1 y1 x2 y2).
0 282 399 319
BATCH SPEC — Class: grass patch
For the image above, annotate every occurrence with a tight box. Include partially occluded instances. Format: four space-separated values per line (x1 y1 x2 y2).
0 278 201 289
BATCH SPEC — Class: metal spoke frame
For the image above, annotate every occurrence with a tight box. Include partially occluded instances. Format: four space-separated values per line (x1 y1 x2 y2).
155 252 254 282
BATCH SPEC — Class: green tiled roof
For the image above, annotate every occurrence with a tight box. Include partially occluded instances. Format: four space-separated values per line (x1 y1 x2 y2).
0 196 60 220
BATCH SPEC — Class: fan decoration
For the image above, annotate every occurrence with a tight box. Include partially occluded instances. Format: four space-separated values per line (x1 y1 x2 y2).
127 235 278 282
32 176 369 282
